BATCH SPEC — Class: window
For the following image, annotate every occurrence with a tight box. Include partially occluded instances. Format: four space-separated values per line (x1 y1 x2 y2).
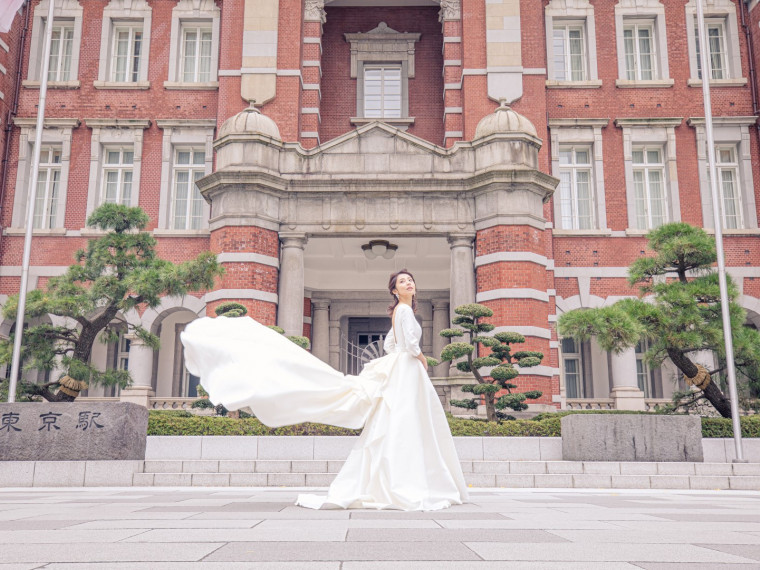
34 147 62 229
558 146 594 230
363 66 402 119
695 21 727 80
632 147 667 230
115 331 130 372
102 148 134 206
25 1 83 86
715 146 743 229
47 23 75 81
545 0 599 86
172 149 206 230
181 25 212 83
562 338 585 399
623 23 656 81
111 25 142 83
552 24 586 81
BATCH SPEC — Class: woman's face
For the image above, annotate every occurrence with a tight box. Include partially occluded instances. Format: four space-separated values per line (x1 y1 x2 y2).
394 273 416 297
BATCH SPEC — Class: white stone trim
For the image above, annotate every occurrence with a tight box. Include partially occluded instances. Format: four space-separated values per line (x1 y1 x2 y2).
27 0 83 83
155 119 215 230
0 265 69 277
165 0 221 86
216 252 279 268
490 325 552 340
84 118 151 219
614 118 683 230
548 120 608 230
685 0 744 83
476 288 550 303
11 118 79 230
545 0 598 82
475 251 549 267
687 116 758 229
614 0 670 83
96 0 152 85
204 289 278 303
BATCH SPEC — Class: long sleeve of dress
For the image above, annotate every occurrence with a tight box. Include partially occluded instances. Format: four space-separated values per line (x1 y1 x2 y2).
398 304 422 356
383 328 395 353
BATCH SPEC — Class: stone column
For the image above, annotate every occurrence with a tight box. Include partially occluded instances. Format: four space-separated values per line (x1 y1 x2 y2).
448 233 476 320
609 347 646 411
311 299 330 363
119 336 155 408
431 298 450 378
277 233 308 337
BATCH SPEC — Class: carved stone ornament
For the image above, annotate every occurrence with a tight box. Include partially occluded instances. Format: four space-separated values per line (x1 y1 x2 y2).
438 0 461 22
304 0 326 23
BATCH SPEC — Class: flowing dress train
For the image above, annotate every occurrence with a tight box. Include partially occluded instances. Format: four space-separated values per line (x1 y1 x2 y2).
180 303 468 511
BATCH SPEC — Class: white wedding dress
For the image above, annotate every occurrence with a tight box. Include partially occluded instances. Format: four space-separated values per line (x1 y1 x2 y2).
180 303 468 511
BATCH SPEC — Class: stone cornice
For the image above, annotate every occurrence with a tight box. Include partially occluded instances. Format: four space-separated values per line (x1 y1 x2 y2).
84 118 152 129
687 116 758 127
614 117 683 128
155 119 217 130
548 118 610 129
12 117 80 129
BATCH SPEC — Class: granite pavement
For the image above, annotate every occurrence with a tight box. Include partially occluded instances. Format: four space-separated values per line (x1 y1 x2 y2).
0 487 758 568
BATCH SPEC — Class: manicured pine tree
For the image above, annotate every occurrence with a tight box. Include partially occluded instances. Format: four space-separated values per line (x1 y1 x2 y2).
433 303 543 422
557 222 760 418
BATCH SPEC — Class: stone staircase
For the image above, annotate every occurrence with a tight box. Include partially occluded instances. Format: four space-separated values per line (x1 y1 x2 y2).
134 458 760 490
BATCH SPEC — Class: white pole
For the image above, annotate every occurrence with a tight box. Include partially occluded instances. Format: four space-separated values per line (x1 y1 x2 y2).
695 0 745 462
7 0 55 403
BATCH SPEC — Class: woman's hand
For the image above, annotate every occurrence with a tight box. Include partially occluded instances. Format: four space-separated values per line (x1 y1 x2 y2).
417 353 428 368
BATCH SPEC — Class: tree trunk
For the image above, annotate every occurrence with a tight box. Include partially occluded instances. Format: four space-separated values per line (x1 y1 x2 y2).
485 393 496 422
666 348 732 418
34 384 76 403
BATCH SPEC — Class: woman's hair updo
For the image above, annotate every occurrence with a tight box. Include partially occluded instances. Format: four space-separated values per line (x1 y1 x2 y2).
387 269 417 315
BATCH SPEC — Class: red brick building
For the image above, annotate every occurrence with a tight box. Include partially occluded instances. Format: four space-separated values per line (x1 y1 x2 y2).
0 0 758 413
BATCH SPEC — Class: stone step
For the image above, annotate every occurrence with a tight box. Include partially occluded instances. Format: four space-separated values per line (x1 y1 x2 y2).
131 471 760 490
142 459 760 477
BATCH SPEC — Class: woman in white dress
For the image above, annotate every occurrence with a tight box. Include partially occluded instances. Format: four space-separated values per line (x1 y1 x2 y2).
181 269 468 511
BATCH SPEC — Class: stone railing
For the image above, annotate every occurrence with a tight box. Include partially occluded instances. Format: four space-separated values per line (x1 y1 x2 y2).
645 398 672 412
565 398 615 410
78 396 200 411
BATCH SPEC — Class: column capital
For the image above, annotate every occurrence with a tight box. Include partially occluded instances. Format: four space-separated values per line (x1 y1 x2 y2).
311 299 330 310
432 298 450 310
279 232 308 249
447 232 475 249
304 0 326 23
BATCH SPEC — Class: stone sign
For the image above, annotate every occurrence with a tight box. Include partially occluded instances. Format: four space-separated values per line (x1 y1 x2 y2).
0 402 148 461
561 414 704 462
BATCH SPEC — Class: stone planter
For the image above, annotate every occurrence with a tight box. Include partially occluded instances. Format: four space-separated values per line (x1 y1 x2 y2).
0 402 148 461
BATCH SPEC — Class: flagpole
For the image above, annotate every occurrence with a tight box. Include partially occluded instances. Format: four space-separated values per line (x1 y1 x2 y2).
7 0 55 403
695 0 745 462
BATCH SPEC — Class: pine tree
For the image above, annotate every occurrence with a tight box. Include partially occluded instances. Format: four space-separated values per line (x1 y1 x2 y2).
0 204 224 402
432 303 543 421
557 222 760 418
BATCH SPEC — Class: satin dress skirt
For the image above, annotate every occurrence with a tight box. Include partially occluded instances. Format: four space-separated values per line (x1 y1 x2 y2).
181 316 469 511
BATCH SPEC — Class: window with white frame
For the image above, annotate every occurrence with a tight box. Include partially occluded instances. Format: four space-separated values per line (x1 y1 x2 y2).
172 149 206 230
552 23 586 81
363 65 402 119
102 148 134 206
561 338 585 399
111 24 143 83
26 0 83 85
558 146 595 230
47 22 75 81
623 21 656 81
632 146 668 230
33 147 62 230
181 24 213 83
115 331 130 372
715 146 743 229
695 20 728 80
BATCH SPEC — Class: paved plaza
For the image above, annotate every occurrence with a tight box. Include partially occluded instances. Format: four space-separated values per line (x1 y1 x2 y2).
0 488 758 568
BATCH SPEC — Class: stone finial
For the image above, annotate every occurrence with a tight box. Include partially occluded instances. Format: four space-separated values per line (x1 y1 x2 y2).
218 101 281 140
473 99 537 139
438 0 461 22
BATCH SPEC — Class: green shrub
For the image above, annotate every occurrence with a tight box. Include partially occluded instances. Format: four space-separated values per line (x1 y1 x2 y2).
146 410 759 437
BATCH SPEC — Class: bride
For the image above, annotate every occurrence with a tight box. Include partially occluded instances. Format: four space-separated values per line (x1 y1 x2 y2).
181 269 468 511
